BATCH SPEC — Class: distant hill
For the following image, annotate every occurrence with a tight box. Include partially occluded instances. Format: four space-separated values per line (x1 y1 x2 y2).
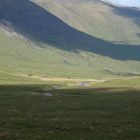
34 0 140 44
0 0 140 78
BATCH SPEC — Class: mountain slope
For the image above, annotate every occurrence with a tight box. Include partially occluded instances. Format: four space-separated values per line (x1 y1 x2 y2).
1 28 140 78
0 0 140 60
33 0 140 44
0 0 140 78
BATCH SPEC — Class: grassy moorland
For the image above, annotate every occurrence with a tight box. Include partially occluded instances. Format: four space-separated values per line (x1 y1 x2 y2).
0 72 140 140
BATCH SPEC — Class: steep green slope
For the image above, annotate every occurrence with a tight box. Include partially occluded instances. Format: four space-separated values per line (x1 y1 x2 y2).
34 0 140 44
0 0 140 78
0 28 140 78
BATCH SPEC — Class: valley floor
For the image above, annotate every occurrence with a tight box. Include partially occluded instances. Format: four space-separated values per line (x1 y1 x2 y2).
0 73 140 140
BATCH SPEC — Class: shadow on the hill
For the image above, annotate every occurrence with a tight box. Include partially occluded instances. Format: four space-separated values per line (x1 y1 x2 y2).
137 33 140 37
113 7 140 27
0 0 140 61
100 1 140 27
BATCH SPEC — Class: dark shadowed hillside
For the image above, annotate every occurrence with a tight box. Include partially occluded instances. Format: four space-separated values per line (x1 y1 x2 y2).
0 0 140 78
0 0 140 60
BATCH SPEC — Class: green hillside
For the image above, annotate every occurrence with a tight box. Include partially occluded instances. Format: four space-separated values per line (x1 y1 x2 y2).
34 0 140 44
0 0 140 78
0 29 140 79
